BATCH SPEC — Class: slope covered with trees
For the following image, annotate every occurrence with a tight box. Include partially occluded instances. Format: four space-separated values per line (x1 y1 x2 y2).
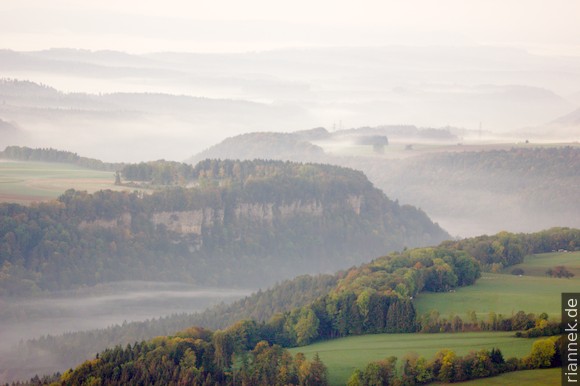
39 327 330 386
0 159 449 296
4 228 577 383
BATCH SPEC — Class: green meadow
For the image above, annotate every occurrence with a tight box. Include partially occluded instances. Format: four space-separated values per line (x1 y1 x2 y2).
289 332 542 385
505 251 580 277
431 368 560 386
0 160 129 204
415 252 580 320
293 252 577 384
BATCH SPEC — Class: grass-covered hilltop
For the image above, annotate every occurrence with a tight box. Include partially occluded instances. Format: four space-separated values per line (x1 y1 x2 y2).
7 228 578 385
0 154 449 296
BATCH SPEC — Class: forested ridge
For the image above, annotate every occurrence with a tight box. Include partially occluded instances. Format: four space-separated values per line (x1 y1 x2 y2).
0 159 449 296
4 228 577 384
14 327 331 386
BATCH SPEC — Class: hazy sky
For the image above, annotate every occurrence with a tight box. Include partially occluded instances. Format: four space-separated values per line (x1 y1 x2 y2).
2 0 580 55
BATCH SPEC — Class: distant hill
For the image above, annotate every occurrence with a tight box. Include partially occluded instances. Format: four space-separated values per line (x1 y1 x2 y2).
0 119 20 135
0 78 315 162
2 46 579 161
0 119 25 148
189 132 327 165
187 131 580 236
544 106 580 139
550 106 580 127
0 159 449 296
187 125 458 164
518 105 580 141
2 46 578 133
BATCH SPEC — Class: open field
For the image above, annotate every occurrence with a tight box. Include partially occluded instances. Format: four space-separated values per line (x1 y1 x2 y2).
0 160 134 204
415 252 580 320
432 368 560 386
289 332 542 385
503 251 580 277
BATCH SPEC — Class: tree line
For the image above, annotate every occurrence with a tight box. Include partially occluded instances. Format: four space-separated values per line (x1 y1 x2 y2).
11 326 330 386
347 336 561 385
0 146 122 172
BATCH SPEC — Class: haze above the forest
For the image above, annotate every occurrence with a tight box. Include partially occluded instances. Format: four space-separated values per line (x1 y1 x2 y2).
3 0 580 55
1 1 580 162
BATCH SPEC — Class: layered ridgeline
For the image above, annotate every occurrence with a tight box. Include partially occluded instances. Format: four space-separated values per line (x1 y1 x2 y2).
16 228 579 385
0 159 449 296
186 128 580 236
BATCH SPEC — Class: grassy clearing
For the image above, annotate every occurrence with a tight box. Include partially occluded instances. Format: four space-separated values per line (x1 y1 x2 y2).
289 332 541 385
415 252 580 320
0 160 135 204
504 251 580 277
431 367 560 385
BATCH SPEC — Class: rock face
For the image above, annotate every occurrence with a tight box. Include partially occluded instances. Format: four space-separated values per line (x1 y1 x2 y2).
149 196 359 235
152 209 217 234
79 212 132 230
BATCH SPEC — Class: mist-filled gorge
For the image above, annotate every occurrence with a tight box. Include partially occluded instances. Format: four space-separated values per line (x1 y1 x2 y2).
0 282 249 351
1 1 580 385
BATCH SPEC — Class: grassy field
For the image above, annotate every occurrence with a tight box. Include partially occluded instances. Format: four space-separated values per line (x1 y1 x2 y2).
289 332 542 385
431 368 560 386
415 252 580 320
0 160 133 204
504 251 580 277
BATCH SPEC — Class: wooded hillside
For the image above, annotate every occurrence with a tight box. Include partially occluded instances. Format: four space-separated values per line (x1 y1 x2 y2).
0 159 449 296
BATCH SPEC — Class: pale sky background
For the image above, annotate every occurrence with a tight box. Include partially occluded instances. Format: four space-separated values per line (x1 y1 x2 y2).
1 0 580 55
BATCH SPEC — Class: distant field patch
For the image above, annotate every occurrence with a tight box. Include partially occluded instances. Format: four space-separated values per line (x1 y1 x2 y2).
431 367 560 385
415 252 579 320
289 332 541 385
415 272 578 320
0 160 130 203
504 251 580 277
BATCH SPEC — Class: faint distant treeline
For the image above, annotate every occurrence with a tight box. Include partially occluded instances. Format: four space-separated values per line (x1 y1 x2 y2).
0 146 123 172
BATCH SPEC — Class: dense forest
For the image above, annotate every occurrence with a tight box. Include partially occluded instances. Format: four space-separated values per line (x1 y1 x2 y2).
16 327 330 386
0 159 449 296
4 228 576 382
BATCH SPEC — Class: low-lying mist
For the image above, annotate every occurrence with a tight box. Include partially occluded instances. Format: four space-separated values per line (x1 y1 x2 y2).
0 281 251 355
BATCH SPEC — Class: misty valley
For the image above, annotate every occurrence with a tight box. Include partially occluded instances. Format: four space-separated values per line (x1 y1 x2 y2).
0 282 250 353
1 33 580 385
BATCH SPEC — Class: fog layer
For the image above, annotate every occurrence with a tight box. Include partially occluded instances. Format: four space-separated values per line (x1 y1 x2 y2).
1 46 579 161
